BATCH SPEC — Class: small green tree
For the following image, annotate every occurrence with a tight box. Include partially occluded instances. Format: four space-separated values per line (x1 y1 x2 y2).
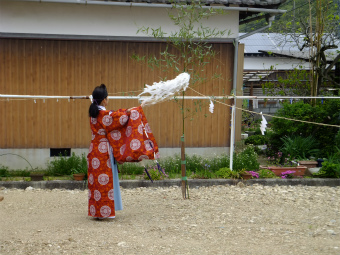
275 0 339 101
262 66 311 97
134 1 229 198
243 0 340 102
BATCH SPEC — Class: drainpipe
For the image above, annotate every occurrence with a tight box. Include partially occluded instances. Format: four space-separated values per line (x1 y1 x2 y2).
229 15 275 170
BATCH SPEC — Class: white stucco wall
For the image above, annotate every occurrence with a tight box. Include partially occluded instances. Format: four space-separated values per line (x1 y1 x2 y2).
0 1 239 38
0 148 230 170
244 56 311 71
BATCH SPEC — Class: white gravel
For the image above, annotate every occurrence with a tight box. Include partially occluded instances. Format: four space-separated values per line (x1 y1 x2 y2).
0 184 340 255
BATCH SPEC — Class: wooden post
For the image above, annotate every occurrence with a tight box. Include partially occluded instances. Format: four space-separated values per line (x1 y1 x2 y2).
181 135 187 199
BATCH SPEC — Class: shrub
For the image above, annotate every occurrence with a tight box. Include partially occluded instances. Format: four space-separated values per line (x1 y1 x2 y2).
280 135 319 160
245 135 268 146
0 165 9 177
269 100 340 157
258 169 276 178
313 161 340 178
233 145 260 171
215 167 240 179
47 152 86 176
9 170 31 177
119 162 145 175
158 153 230 175
143 166 168 181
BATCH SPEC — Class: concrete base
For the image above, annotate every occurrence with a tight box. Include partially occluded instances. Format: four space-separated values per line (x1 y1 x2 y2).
0 147 230 170
0 178 339 190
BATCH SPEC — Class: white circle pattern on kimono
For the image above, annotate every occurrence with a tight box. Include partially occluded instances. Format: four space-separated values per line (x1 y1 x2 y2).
94 190 101 201
102 115 113 126
88 174 94 185
145 123 152 133
91 132 95 140
100 138 108 142
138 155 149 161
119 115 129 125
144 140 154 151
90 205 96 216
91 118 97 124
120 144 126 155
110 130 121 141
89 143 93 153
130 139 141 150
126 156 133 162
138 124 144 135
98 142 108 154
125 126 132 137
100 206 111 217
98 174 109 185
108 189 114 200
92 158 100 169
88 190 91 200
98 129 106 135
130 110 139 120
107 159 111 168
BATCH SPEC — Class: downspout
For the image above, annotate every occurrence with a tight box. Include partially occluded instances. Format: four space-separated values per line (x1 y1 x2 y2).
230 15 275 170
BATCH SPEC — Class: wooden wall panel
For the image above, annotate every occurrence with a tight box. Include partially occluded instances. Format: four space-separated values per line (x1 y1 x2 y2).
0 39 234 149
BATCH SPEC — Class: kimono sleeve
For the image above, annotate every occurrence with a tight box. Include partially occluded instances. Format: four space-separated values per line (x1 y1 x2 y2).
100 109 130 133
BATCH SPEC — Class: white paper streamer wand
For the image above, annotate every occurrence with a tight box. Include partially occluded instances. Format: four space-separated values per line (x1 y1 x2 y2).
138 73 190 106
260 112 267 135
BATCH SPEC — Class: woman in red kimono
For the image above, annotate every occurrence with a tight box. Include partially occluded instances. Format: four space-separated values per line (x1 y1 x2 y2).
87 84 132 219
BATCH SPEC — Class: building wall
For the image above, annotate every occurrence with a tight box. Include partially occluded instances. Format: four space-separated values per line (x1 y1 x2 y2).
0 1 244 169
244 56 310 71
0 1 239 39
0 39 235 151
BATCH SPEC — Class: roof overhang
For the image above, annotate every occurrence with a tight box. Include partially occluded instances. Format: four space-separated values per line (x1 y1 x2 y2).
259 50 339 63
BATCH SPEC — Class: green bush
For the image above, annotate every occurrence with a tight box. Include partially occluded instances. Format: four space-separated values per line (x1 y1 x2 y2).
9 170 31 177
233 145 260 171
269 100 340 157
119 162 145 175
313 161 340 178
280 135 319 160
47 152 87 176
0 165 9 177
158 153 230 175
143 166 168 180
245 135 268 146
258 168 277 178
215 167 240 179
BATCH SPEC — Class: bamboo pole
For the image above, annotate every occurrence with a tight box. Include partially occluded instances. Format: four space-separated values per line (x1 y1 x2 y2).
229 104 235 170
181 135 187 199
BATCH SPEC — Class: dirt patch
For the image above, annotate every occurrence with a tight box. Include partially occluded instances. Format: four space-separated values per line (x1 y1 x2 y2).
1 184 339 255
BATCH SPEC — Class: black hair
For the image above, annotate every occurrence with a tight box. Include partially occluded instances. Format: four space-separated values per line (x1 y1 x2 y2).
89 84 108 118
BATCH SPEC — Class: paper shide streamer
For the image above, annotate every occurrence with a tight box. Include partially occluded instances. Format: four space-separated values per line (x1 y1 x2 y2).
138 73 190 106
260 112 267 135
209 100 214 114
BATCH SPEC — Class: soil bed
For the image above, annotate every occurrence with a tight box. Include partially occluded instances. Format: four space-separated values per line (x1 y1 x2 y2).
0 184 339 255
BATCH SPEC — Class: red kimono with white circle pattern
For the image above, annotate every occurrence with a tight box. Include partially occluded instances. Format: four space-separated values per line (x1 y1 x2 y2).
87 106 159 218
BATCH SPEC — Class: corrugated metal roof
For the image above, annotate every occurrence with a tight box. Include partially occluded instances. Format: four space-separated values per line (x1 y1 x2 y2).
240 33 297 53
240 33 340 58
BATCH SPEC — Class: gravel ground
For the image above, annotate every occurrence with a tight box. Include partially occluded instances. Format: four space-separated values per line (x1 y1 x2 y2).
0 184 340 255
